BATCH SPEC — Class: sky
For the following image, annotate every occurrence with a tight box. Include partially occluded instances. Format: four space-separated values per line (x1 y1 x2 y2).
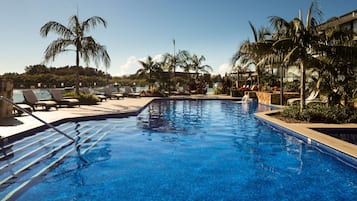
0 0 356 76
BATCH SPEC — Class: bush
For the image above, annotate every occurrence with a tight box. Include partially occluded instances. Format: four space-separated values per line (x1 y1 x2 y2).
63 92 99 105
214 87 222 95
281 104 357 123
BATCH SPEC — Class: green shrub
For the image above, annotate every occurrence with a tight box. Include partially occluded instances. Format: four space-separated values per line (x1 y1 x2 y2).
214 87 222 95
281 104 357 123
63 92 99 105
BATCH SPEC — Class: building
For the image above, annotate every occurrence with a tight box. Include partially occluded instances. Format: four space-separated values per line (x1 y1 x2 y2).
318 9 357 40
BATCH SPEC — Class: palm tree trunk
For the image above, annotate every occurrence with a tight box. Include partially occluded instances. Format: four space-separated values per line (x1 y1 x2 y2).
75 49 80 95
149 70 152 90
300 62 306 112
237 71 240 89
280 65 284 105
257 67 261 91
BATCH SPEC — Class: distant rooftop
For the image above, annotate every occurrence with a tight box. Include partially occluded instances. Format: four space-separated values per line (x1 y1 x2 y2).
318 9 357 41
318 9 357 31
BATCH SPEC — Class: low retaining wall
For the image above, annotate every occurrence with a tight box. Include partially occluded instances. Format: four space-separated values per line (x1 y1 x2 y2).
255 91 299 105
0 79 14 118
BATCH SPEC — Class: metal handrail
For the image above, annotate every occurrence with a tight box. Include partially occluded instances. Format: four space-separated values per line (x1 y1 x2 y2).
0 96 75 142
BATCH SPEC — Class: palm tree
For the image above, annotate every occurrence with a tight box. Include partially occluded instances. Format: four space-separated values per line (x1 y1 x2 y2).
231 21 272 91
190 54 213 79
40 15 110 94
162 53 176 94
270 2 322 111
136 56 159 89
176 50 192 73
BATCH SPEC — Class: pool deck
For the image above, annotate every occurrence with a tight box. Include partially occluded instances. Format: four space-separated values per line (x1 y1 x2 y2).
1 94 356 159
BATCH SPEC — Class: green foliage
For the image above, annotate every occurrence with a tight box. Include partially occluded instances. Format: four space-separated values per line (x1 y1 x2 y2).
3 65 108 89
111 75 147 87
214 87 222 95
284 81 300 92
63 91 99 105
25 64 49 74
281 104 357 123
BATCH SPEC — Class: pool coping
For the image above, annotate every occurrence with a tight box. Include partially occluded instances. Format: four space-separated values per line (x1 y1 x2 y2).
255 110 357 167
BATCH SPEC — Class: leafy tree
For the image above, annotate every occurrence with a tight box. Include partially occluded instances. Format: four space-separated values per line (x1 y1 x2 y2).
40 15 110 94
25 64 49 75
314 27 357 106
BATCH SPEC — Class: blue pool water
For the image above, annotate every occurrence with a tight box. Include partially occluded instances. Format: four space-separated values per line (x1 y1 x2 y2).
16 100 357 200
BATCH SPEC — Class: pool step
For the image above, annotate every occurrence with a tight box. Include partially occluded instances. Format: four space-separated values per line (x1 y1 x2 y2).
0 123 84 160
0 122 115 200
0 126 94 178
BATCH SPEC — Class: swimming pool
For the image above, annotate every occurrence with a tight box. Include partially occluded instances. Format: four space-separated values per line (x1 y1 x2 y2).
2 100 357 200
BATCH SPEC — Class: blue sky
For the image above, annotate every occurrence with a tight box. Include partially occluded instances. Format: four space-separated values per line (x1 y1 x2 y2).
0 0 356 76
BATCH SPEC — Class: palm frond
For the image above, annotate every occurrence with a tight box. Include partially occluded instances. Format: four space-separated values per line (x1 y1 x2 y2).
248 21 258 42
231 39 251 64
81 36 110 68
40 21 73 38
82 16 107 33
272 38 294 51
68 15 81 35
283 46 299 65
43 39 73 62
268 16 289 37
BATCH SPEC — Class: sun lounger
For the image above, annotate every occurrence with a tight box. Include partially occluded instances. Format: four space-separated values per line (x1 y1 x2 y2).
306 98 328 105
80 87 107 102
124 86 140 97
13 103 32 116
287 90 324 106
173 86 190 95
103 87 124 100
22 90 58 111
50 89 80 107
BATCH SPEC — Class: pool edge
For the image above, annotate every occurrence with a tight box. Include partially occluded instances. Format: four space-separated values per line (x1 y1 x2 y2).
255 110 357 168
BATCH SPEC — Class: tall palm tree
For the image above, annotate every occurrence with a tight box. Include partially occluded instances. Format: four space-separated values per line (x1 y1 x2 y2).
40 15 110 94
270 2 322 111
162 53 176 94
157 55 171 90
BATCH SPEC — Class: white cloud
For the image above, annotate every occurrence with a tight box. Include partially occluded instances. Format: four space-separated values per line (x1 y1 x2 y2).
152 54 164 63
118 54 165 76
217 63 232 76
137 56 146 63
138 54 164 63
118 56 140 76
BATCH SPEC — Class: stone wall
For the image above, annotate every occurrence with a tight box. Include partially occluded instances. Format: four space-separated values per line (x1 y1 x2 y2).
255 91 300 105
0 79 14 118
255 92 275 105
